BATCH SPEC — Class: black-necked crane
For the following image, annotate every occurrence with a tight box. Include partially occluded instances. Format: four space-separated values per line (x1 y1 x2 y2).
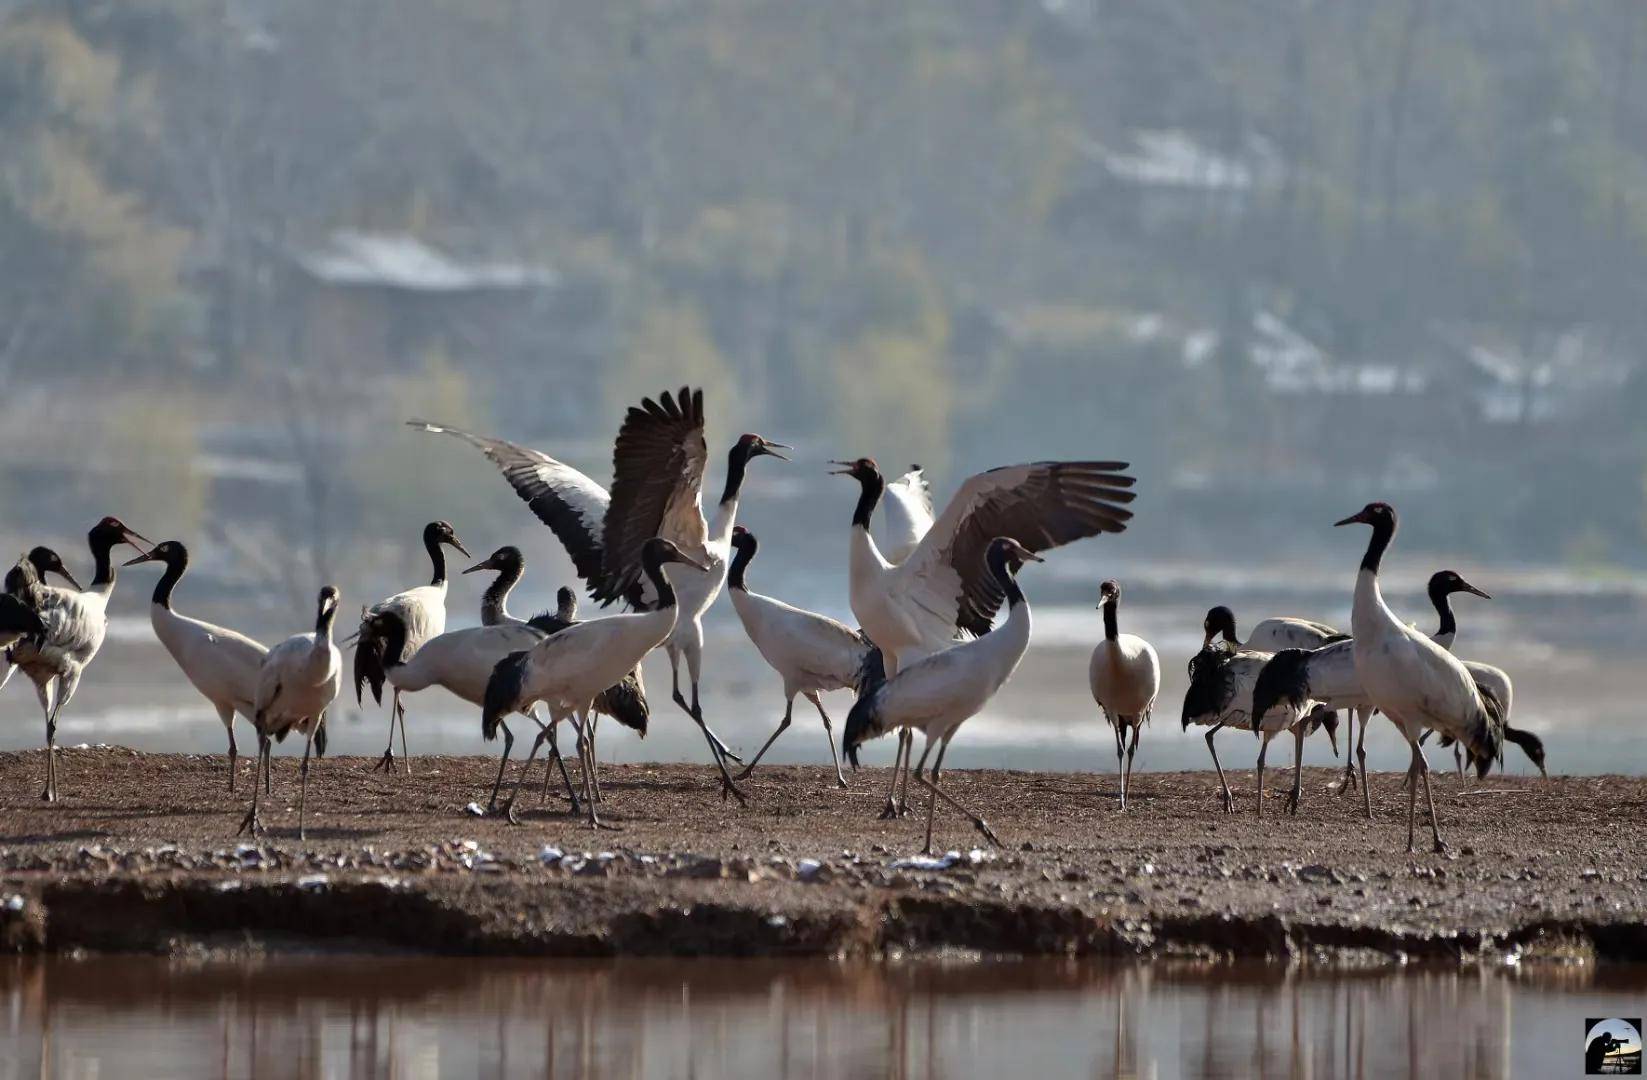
1335 502 1503 853
1182 608 1338 815
463 547 649 806
413 388 788 804
7 517 151 801
123 541 268 791
357 605 563 814
842 537 1042 854
1250 569 1528 817
1088 580 1160 810
726 526 881 788
830 456 1135 816
464 544 528 626
242 585 343 839
1417 570 1542 780
353 520 471 775
484 537 709 828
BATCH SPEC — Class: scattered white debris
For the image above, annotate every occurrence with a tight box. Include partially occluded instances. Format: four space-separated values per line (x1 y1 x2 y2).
463 802 487 817
889 849 992 871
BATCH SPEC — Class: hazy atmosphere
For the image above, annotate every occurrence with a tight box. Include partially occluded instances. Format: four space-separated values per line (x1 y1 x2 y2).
7 6 1647 1074
1 0 1643 773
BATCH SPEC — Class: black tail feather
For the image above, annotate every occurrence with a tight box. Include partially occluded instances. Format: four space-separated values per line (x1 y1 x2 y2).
842 688 888 770
482 649 532 742
1182 645 1237 730
314 722 328 759
0 594 44 641
853 640 887 698
1250 648 1312 732
353 627 386 707
595 669 649 736
1469 682 1507 778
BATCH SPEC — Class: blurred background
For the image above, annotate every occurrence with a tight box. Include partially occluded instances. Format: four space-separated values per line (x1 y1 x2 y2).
0 0 1641 773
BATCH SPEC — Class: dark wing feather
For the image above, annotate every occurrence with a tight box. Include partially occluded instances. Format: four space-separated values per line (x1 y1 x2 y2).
910 461 1136 637
408 420 612 596
598 387 708 608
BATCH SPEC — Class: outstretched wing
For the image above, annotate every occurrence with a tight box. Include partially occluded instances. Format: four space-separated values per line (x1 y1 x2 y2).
891 461 1136 640
879 465 935 564
599 387 708 608
408 420 611 595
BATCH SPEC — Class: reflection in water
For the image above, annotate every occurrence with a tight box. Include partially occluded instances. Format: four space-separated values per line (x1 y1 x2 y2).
0 956 1642 1079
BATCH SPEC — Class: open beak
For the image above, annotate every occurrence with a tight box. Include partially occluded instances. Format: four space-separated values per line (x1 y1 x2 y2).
122 551 160 568
759 441 791 461
121 526 154 553
827 459 854 475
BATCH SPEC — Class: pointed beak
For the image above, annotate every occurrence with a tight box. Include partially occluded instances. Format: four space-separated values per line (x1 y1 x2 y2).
121 526 154 552
679 553 712 573
1332 512 1364 527
448 537 472 559
827 460 854 475
57 567 83 591
122 551 159 567
461 558 495 576
1326 722 1340 758
759 442 791 461
1022 551 1045 563
1463 583 1492 600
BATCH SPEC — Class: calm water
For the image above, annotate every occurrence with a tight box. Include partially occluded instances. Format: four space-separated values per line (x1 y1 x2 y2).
0 956 1642 1079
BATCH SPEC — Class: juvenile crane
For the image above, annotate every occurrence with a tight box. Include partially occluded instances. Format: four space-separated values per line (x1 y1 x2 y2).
354 520 471 774
413 388 788 803
843 537 1042 854
485 537 710 827
726 526 881 788
243 586 343 839
1087 580 1160 810
124 541 268 791
7 517 151 801
1336 502 1503 853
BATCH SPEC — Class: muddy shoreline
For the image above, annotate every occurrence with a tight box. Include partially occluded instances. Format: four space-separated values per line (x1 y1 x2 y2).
1 748 1642 963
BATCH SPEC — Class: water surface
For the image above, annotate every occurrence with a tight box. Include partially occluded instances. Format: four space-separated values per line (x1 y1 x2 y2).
1 956 1641 1079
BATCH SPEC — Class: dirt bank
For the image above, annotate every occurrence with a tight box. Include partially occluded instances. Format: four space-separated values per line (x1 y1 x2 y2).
0 747 1641 962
